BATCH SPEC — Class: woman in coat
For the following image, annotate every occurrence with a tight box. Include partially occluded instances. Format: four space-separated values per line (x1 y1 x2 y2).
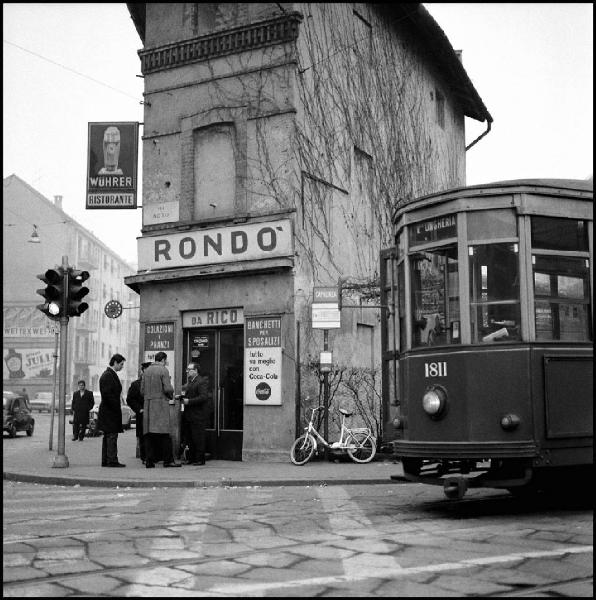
141 351 177 468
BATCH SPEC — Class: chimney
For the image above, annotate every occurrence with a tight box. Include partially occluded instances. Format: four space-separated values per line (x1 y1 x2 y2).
455 50 463 63
54 195 63 210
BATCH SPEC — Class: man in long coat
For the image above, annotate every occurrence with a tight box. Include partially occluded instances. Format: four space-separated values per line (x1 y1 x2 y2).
71 380 94 441
98 353 126 467
141 351 178 468
181 362 211 465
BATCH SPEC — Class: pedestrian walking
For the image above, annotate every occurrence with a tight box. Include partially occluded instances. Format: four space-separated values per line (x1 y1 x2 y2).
181 362 211 465
141 351 180 468
98 353 126 468
71 380 94 441
126 362 151 462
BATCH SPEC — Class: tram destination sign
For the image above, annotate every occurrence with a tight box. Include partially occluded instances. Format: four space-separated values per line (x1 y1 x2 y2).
409 215 457 246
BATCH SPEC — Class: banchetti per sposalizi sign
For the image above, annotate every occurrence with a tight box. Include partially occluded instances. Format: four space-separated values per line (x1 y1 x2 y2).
86 122 139 209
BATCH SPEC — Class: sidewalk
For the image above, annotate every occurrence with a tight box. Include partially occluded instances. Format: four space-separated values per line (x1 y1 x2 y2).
3 428 405 488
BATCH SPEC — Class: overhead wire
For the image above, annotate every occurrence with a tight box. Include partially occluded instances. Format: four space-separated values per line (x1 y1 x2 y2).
3 39 141 102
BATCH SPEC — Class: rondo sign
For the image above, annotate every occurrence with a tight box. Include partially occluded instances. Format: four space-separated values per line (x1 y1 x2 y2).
104 300 123 319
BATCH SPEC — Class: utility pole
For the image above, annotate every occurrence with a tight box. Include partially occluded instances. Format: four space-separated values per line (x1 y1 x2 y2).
48 331 59 451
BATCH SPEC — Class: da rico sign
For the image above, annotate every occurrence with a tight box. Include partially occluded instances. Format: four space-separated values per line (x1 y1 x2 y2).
86 122 139 209
244 316 282 406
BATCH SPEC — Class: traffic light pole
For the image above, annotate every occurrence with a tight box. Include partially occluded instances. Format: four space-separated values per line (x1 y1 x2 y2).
52 256 69 468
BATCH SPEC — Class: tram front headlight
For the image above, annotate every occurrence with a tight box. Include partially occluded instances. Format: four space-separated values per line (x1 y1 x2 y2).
422 386 448 419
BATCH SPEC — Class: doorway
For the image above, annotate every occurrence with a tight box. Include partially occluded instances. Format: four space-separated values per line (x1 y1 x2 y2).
184 327 243 460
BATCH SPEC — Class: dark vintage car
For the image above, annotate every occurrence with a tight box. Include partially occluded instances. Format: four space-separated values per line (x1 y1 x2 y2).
3 391 35 437
87 395 134 436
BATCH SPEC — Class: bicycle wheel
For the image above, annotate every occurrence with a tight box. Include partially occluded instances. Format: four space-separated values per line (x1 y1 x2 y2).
346 432 376 463
290 434 316 465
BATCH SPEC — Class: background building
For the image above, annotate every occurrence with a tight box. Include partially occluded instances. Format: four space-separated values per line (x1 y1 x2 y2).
125 3 491 460
3 174 140 400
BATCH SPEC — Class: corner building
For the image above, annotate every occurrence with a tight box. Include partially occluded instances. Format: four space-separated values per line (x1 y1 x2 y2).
125 3 491 460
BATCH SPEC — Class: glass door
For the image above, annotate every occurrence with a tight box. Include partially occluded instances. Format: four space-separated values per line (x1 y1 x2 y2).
184 327 243 460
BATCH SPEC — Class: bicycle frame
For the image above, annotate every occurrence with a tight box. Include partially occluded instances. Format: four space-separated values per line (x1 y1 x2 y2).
303 407 371 452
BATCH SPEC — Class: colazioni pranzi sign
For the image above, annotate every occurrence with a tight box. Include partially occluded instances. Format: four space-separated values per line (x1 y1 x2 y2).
137 219 293 270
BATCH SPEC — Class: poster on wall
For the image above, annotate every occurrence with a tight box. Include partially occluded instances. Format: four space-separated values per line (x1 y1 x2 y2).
3 347 55 379
143 322 175 384
244 316 282 406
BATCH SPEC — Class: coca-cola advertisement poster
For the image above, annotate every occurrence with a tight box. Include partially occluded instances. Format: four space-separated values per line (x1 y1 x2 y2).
86 121 138 209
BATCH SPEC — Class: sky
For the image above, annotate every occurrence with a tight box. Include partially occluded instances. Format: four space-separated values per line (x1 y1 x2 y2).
3 3 593 266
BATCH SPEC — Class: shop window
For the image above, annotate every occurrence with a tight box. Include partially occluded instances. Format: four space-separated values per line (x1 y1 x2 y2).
193 123 236 219
410 244 460 347
469 243 521 343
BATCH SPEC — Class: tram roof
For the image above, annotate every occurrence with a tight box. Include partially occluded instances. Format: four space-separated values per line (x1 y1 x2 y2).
393 178 593 219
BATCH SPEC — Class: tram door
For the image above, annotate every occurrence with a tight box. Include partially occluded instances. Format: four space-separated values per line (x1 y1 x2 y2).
184 328 244 460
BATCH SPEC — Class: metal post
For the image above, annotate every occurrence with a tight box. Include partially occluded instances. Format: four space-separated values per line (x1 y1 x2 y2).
49 331 59 451
295 321 301 438
323 328 329 460
52 256 69 468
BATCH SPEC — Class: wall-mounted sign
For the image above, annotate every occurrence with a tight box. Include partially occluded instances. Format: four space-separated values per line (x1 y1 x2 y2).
143 322 175 380
3 347 55 379
137 219 293 271
143 201 180 226
3 307 58 337
182 308 244 328
86 122 139 209
244 316 282 406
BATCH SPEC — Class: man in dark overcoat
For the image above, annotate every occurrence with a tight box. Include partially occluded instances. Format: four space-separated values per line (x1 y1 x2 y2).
98 353 126 467
181 362 211 465
71 380 94 441
126 362 151 462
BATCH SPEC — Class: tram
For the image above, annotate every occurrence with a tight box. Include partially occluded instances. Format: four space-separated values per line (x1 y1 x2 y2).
380 179 593 498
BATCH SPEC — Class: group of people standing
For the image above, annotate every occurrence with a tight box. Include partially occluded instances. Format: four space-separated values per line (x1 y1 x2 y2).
70 352 211 469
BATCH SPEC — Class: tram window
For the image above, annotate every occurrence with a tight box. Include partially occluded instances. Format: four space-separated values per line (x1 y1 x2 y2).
533 256 591 341
469 243 521 343
410 244 460 347
467 209 516 240
398 261 407 351
531 217 589 252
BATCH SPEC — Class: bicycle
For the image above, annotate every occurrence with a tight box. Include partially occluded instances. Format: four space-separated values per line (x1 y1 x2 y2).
290 406 377 465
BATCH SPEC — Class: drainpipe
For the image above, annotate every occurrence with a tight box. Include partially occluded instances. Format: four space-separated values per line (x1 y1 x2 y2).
465 119 492 151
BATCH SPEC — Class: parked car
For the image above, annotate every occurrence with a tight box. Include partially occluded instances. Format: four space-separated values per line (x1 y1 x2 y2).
30 391 55 413
87 396 134 436
3 391 35 437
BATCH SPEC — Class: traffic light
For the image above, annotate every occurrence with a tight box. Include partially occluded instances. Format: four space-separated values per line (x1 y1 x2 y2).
36 267 66 320
67 268 90 317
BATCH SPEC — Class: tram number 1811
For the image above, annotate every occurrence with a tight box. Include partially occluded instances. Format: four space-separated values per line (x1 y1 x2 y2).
424 362 447 377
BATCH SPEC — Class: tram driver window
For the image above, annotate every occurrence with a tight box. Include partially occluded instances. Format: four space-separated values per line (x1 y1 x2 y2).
469 243 521 343
410 245 460 347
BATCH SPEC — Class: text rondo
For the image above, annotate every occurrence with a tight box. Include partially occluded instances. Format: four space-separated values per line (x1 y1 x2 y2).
138 219 293 271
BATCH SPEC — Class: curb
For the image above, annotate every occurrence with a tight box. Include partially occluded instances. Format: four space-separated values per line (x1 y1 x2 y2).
3 471 408 489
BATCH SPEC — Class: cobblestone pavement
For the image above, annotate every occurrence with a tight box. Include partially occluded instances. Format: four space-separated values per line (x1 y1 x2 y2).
3 480 593 597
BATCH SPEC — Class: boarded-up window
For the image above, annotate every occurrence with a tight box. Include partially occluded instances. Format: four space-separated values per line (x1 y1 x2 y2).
193 124 236 220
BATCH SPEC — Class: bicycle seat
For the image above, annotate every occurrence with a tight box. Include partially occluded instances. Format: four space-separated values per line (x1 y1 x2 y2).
339 408 353 417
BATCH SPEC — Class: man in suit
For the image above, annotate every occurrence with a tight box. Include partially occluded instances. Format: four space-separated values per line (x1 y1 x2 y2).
141 352 178 468
98 353 126 467
181 362 211 465
126 362 151 463
71 380 94 441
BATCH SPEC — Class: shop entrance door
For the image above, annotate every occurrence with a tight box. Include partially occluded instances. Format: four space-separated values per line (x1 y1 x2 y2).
184 327 243 460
